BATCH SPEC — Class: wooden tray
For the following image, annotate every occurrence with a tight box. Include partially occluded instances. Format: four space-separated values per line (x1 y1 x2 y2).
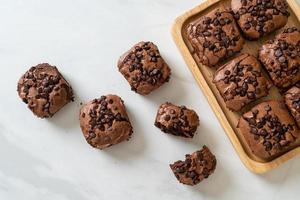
172 0 300 173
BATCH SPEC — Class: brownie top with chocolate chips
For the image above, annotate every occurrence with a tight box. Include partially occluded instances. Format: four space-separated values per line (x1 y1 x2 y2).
213 54 271 112
118 41 171 95
17 63 74 118
186 6 244 67
259 27 300 89
232 0 289 40
238 100 300 160
154 102 200 138
170 146 217 186
285 85 300 127
79 95 133 150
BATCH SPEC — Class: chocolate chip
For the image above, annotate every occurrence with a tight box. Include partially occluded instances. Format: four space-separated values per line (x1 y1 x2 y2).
274 49 283 57
264 141 272 151
278 56 286 63
203 31 211 36
251 127 258 134
164 115 171 121
259 129 268 136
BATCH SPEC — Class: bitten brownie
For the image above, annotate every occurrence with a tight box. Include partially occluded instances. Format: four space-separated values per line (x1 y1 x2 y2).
118 41 171 95
17 63 73 118
259 27 300 89
186 6 244 67
285 85 300 127
170 146 217 186
79 95 133 150
213 54 271 111
237 100 300 160
154 103 200 138
231 0 289 40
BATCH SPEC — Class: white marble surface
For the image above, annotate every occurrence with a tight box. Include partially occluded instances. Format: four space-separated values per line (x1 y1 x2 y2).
1 0 300 199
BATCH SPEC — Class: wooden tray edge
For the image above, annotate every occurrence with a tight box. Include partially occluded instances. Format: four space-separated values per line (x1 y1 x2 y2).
171 0 300 174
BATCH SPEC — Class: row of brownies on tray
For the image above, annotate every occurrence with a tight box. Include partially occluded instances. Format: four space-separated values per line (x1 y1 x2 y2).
186 0 300 160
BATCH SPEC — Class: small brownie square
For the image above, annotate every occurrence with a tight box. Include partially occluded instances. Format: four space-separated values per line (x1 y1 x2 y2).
213 54 271 112
154 102 200 138
17 63 74 118
170 146 217 186
237 100 300 160
186 6 244 67
231 0 289 40
118 41 171 95
259 27 300 89
79 95 133 150
285 85 300 127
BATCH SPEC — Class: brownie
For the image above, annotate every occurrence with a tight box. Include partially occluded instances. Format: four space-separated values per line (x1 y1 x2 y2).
232 0 289 40
17 63 73 118
237 100 300 160
259 27 300 89
79 95 133 149
154 103 200 138
285 85 300 127
186 6 244 67
170 146 217 186
118 41 171 95
213 54 272 111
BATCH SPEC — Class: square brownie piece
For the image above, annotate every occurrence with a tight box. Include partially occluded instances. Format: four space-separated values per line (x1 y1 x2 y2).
285 85 300 127
259 27 300 89
237 100 300 160
154 102 200 138
186 7 244 67
213 54 271 111
170 146 216 186
231 0 289 40
118 41 171 95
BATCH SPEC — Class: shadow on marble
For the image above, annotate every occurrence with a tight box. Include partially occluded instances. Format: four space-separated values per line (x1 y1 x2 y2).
99 103 147 162
159 120 220 156
46 92 82 132
187 159 231 197
256 157 300 184
140 72 189 106
0 129 90 200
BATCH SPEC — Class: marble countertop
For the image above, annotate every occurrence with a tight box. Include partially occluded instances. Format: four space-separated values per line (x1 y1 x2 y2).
1 0 300 199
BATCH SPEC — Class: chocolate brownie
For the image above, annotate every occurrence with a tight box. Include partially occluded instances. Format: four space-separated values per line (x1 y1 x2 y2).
118 41 171 95
259 27 300 89
17 63 73 118
232 0 289 40
237 100 300 160
170 146 217 186
79 95 133 149
285 85 300 127
213 54 272 111
186 6 244 67
154 103 200 138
